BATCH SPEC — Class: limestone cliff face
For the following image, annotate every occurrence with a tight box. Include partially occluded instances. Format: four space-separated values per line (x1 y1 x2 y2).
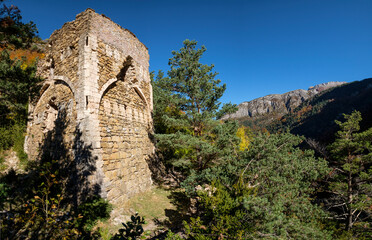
222 81 346 120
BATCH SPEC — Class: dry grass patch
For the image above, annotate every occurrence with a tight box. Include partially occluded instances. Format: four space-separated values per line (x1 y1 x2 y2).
127 187 175 221
95 187 176 238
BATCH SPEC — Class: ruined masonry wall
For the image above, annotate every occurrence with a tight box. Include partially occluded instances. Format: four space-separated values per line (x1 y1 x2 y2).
26 84 77 161
25 9 154 205
99 82 152 204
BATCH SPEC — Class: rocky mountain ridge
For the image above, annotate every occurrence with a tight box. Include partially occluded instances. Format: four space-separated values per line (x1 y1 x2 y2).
270 78 372 143
222 81 346 120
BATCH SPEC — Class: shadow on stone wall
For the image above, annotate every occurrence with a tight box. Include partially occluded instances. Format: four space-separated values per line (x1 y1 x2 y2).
0 108 109 238
37 107 101 207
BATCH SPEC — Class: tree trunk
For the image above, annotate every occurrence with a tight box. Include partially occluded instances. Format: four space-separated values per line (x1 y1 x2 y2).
346 169 353 231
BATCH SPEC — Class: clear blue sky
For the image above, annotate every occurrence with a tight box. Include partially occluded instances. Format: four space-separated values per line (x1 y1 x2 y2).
10 0 372 104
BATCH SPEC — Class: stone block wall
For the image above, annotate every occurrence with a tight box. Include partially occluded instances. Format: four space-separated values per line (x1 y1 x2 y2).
25 8 153 205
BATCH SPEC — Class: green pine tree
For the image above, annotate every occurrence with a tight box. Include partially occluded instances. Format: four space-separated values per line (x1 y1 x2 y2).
327 111 372 235
153 40 238 175
166 39 226 136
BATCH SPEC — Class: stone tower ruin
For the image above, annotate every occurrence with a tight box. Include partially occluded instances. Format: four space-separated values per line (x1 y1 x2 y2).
25 9 153 205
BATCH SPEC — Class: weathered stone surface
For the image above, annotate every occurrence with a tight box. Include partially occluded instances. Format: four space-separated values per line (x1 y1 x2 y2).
222 81 346 120
25 9 154 205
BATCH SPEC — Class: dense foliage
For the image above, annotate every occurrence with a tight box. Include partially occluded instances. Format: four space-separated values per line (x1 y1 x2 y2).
0 49 42 125
181 133 332 239
1 159 112 239
0 1 43 157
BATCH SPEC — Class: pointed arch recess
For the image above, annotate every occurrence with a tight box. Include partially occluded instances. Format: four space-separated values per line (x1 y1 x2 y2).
53 76 76 96
98 78 149 110
98 56 149 110
33 76 76 113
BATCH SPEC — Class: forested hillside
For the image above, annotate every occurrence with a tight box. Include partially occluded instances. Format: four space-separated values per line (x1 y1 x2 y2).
0 1 44 168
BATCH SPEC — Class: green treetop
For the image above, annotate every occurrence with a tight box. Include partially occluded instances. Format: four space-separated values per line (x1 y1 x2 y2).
0 3 38 49
167 39 226 136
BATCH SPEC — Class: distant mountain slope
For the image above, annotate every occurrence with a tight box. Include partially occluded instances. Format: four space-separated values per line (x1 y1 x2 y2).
222 82 346 120
269 78 372 143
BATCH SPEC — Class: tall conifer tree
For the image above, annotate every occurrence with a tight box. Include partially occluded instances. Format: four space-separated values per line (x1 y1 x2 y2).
153 40 239 175
327 111 372 234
